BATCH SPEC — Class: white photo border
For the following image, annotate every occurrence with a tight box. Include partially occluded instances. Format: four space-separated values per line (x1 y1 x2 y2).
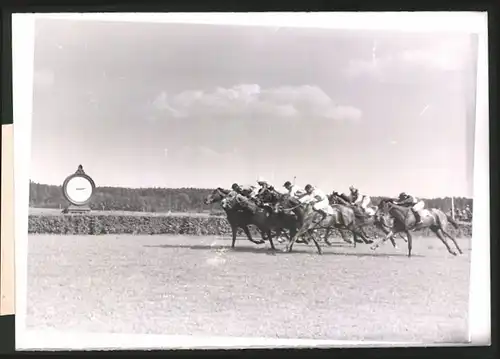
13 11 490 350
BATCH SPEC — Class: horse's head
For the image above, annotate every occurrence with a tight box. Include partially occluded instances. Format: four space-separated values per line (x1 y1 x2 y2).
257 186 280 204
377 197 394 213
373 204 394 229
204 188 228 205
328 194 339 205
375 197 404 228
271 194 300 215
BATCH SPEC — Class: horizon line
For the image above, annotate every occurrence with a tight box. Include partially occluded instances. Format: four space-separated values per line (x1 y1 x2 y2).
29 180 474 200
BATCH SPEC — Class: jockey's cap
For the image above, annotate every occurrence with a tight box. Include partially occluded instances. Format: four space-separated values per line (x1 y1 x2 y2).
231 183 239 190
305 184 313 192
349 185 358 193
257 176 268 184
283 181 292 187
399 192 407 198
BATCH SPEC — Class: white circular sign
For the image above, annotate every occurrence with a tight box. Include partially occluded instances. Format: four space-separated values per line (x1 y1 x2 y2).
65 176 94 204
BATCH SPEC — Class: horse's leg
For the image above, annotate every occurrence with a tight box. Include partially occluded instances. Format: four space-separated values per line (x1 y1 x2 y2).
434 228 458 256
287 227 296 245
276 229 287 243
308 231 323 255
360 227 373 244
300 230 311 244
370 229 395 251
357 227 373 244
405 231 413 257
323 228 333 246
286 226 307 253
388 234 398 248
231 225 238 248
352 227 364 243
278 229 290 243
244 226 264 245
338 229 353 244
442 230 463 254
266 229 277 251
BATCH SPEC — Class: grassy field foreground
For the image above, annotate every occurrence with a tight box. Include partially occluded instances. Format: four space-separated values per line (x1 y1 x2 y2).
26 234 471 343
28 208 473 238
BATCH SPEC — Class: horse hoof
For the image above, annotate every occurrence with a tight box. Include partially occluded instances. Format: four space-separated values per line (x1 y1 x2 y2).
365 240 374 244
370 246 376 251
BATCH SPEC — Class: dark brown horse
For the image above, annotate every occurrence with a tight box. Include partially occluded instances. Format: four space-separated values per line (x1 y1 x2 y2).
255 187 311 244
204 188 267 248
371 198 463 257
221 193 302 251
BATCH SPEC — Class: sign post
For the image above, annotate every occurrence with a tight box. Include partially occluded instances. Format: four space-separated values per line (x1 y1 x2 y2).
62 165 96 214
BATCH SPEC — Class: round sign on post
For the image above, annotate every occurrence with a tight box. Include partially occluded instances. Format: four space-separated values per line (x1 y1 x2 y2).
62 165 96 213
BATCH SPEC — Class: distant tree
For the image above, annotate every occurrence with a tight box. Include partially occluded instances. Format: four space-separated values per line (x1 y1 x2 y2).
28 182 473 216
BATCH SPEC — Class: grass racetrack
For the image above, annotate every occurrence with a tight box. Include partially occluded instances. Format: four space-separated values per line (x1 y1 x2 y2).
27 233 471 343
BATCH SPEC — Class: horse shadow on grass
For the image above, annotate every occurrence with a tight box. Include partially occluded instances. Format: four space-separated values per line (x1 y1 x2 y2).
144 243 424 258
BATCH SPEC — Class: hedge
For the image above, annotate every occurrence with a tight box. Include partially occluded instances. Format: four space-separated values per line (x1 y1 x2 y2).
28 214 473 238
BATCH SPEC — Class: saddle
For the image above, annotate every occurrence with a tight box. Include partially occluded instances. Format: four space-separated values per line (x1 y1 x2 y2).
232 195 258 214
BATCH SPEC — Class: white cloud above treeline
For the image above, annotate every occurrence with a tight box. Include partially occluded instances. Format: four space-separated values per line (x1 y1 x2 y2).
152 84 363 122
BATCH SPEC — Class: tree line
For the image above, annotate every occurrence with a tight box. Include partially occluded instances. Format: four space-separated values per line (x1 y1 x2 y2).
29 181 473 215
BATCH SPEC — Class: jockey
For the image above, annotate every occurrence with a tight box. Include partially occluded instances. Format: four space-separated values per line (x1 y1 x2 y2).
349 185 372 215
394 192 425 225
230 183 258 200
299 184 330 220
283 181 306 199
257 177 271 193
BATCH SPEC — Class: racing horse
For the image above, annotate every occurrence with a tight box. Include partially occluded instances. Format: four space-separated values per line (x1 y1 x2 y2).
371 198 463 257
283 200 376 255
221 193 301 251
255 187 312 244
204 188 268 248
258 187 357 246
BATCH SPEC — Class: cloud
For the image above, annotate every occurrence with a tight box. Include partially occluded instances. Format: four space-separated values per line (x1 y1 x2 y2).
345 37 472 80
152 84 362 122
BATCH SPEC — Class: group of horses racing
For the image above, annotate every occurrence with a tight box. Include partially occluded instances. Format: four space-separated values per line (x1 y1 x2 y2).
203 185 464 257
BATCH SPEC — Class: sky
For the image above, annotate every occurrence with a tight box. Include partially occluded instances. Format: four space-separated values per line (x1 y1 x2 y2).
30 19 478 197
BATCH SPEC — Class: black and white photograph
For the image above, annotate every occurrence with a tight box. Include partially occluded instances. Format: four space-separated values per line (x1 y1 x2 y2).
13 13 490 350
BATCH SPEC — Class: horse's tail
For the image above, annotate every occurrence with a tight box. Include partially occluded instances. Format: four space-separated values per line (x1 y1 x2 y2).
446 213 460 230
